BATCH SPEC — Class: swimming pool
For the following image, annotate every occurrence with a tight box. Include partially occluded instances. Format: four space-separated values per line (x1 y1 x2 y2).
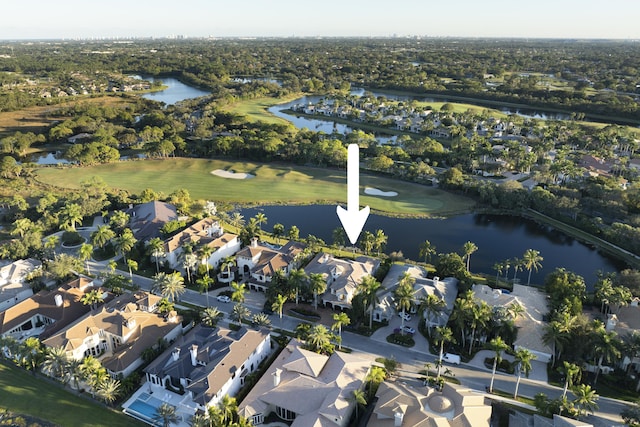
125 394 169 426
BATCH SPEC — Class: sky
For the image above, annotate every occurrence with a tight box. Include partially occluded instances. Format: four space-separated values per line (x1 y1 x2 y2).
2 0 640 40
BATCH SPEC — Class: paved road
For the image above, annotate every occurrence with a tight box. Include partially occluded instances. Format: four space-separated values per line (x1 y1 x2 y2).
88 260 630 427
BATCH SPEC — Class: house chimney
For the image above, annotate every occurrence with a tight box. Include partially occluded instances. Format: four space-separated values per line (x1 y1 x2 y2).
273 368 282 387
250 237 258 248
172 347 180 362
394 409 404 427
54 294 63 307
126 318 136 329
190 344 198 367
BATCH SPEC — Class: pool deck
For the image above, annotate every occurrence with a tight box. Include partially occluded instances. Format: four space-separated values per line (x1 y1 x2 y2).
122 381 198 427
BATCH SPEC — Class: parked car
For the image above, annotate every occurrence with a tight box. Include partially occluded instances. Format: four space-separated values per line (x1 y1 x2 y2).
216 295 231 303
398 312 412 321
442 353 461 365
401 325 415 334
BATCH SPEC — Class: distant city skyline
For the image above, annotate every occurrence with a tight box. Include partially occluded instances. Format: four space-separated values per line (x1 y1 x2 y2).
2 0 639 41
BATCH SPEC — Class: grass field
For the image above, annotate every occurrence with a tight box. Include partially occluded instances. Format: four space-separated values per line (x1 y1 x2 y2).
35 158 475 216
218 94 302 125
0 361 145 427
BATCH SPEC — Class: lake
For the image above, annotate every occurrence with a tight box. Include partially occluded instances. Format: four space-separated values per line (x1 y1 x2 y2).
239 205 625 288
136 76 210 105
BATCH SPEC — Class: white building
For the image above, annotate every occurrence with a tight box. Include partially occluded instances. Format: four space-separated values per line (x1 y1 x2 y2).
237 239 306 292
0 258 42 311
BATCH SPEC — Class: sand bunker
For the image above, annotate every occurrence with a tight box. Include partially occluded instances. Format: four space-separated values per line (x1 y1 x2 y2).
211 169 255 179
365 187 398 197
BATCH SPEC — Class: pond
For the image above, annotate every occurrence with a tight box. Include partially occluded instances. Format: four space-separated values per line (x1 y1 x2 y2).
239 205 625 288
134 75 211 105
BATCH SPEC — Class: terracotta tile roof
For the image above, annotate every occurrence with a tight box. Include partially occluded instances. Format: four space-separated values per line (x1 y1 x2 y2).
0 278 100 340
164 218 219 253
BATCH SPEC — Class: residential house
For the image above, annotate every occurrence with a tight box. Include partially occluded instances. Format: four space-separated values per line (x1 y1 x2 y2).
605 299 640 372
374 264 457 326
304 252 380 310
141 325 271 412
237 239 306 292
67 133 93 144
0 277 99 342
42 291 182 378
472 283 552 363
429 127 452 139
509 412 593 427
238 340 372 426
128 201 178 242
162 218 241 275
0 258 42 311
367 381 492 427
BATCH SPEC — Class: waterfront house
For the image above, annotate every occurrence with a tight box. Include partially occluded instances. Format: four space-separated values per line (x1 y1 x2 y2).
237 239 306 292
304 252 380 310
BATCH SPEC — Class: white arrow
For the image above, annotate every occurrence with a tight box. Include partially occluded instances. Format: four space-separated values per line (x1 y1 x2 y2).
336 144 370 245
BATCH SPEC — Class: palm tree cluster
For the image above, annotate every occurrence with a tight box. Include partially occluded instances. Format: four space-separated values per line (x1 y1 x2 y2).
186 394 252 427
360 229 388 255
0 336 121 406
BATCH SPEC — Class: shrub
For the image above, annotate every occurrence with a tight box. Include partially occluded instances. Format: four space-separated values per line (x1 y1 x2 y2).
61 230 83 245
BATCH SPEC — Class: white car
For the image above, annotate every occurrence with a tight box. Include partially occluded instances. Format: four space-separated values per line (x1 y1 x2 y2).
401 325 415 334
398 312 412 322
442 353 461 365
216 295 231 303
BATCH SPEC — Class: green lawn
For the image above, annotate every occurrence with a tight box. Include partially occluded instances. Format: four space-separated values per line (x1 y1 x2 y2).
35 158 475 217
218 94 302 125
0 361 145 427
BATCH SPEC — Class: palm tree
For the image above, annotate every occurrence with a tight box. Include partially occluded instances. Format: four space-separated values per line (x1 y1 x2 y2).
511 257 522 283
198 245 214 276
488 336 509 393
419 240 436 263
272 223 285 242
152 272 186 302
97 377 120 406
272 294 287 324
147 237 165 273
221 255 236 283
449 291 474 349
67 358 83 391
154 403 179 427
219 395 238 425
373 229 388 256
522 249 543 286
332 312 351 350
113 228 137 262
560 361 581 398
231 281 246 304
573 384 599 419
109 210 130 231
394 274 414 335
44 235 59 259
307 324 332 354
11 218 36 238
42 346 69 380
462 241 478 272
468 302 492 354
366 366 386 398
359 275 382 329
592 328 621 385
91 225 115 249
418 293 446 337
59 203 83 231
434 326 455 378
229 212 245 229
493 261 504 285
351 389 367 419
196 275 213 307
81 289 104 310
126 259 138 281
542 314 575 367
189 413 209 427
201 307 223 327
254 212 268 231
232 303 250 324
513 348 536 399
309 273 327 310
252 312 271 327
288 268 307 305
79 243 93 275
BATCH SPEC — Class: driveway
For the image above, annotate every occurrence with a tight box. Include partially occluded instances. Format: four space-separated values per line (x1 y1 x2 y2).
468 349 548 382
370 313 432 357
